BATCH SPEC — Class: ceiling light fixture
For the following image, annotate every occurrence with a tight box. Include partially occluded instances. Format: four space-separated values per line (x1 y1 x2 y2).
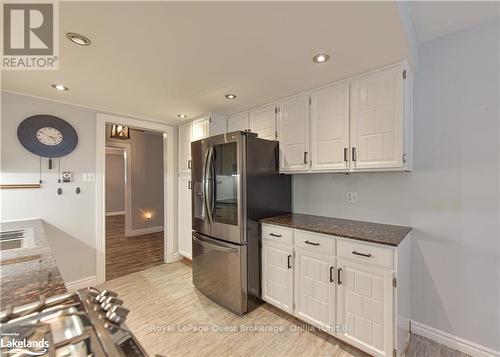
225 94 237 99
313 53 330 64
177 114 188 119
51 84 69 91
66 32 92 46
110 124 130 140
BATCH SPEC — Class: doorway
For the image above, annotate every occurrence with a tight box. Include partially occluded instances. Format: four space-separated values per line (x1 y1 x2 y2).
96 113 177 284
104 135 164 280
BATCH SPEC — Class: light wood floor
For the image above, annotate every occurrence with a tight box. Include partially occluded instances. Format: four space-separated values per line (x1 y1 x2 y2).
105 214 164 281
101 262 470 357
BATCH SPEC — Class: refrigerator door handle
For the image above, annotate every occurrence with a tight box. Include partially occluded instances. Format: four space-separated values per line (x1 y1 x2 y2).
203 146 214 224
193 234 239 254
209 147 216 221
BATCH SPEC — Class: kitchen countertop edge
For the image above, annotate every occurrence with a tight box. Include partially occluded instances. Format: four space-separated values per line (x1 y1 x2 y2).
261 213 412 247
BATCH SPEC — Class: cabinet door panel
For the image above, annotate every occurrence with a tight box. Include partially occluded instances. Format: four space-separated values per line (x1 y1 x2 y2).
227 113 250 132
178 123 192 173
310 82 350 171
350 65 404 170
294 250 335 331
178 176 192 259
337 260 393 357
278 95 310 172
192 117 210 141
249 105 276 140
262 241 293 314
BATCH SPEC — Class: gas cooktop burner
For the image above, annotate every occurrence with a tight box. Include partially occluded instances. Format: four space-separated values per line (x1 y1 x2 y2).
0 288 147 356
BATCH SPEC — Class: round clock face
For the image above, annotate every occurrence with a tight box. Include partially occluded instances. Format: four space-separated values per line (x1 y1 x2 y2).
36 127 63 146
17 115 78 158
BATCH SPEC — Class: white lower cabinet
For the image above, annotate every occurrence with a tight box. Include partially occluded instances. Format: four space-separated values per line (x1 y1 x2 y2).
261 223 410 357
262 240 294 314
294 249 335 332
337 259 393 357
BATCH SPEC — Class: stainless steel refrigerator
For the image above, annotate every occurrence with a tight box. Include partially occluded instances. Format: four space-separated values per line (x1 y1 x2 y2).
191 131 291 315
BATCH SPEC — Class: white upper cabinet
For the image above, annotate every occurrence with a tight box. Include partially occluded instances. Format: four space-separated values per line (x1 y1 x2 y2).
249 105 276 140
310 82 350 171
178 122 192 173
278 95 310 172
209 113 228 136
191 116 210 141
222 62 412 173
227 112 250 132
350 63 411 171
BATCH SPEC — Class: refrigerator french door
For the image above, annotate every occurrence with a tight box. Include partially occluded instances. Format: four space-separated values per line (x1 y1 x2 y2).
192 132 244 244
191 131 292 315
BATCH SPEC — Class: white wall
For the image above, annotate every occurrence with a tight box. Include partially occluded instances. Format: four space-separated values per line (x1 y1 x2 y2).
293 19 500 350
0 92 97 283
105 152 125 214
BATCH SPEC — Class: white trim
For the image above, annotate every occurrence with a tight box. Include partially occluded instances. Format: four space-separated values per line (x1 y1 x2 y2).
105 211 125 217
105 147 125 155
65 276 97 292
1 89 179 126
411 320 500 357
96 113 177 285
126 226 163 237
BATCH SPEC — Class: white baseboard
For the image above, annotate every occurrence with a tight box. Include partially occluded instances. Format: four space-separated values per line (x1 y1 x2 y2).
411 320 500 357
172 253 185 262
106 211 125 216
126 226 163 237
65 276 97 292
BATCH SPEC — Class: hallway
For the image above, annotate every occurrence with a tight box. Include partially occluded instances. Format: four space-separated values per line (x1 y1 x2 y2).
106 214 164 280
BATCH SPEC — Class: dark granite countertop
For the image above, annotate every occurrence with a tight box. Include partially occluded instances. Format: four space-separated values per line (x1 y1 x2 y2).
261 213 412 247
0 219 66 309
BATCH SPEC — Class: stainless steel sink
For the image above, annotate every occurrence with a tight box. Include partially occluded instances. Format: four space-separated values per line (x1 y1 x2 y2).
0 228 35 251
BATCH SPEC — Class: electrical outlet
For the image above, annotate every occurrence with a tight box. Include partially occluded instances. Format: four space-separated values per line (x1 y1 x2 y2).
346 191 358 203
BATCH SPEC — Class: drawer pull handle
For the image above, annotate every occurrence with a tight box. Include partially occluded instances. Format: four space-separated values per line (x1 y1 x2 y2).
305 240 320 246
329 266 334 283
269 233 282 238
337 268 342 285
287 255 292 269
352 251 372 258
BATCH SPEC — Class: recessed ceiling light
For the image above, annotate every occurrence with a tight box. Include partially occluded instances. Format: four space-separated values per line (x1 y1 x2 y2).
177 114 188 119
313 53 330 64
225 94 237 99
66 32 91 46
52 84 69 91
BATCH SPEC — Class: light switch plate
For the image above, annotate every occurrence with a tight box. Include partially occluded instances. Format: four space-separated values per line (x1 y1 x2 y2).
346 191 358 203
82 173 96 183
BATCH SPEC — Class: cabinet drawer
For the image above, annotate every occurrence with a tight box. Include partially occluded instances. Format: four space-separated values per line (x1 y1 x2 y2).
337 239 393 269
262 224 293 245
295 230 335 255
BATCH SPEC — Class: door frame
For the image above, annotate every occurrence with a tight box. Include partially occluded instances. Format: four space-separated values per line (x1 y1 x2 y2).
96 113 179 284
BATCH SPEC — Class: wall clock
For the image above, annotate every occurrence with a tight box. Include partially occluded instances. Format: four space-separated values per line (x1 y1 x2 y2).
17 115 78 158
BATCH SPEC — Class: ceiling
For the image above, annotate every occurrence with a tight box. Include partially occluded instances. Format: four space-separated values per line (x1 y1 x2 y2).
3 2 414 123
410 1 499 44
